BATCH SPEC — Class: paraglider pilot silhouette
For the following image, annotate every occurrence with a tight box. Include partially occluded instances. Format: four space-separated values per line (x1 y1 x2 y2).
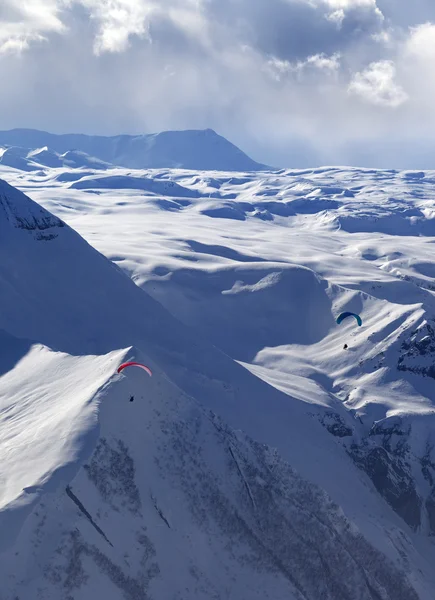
117 362 152 403
336 312 362 350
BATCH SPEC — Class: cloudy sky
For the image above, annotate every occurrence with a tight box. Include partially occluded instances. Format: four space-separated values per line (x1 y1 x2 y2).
1 0 435 168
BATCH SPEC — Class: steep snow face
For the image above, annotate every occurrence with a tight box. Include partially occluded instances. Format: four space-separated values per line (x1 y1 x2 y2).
146 264 333 360
0 128 270 171
2 168 435 598
0 178 64 238
0 177 168 356
0 368 420 600
0 332 126 553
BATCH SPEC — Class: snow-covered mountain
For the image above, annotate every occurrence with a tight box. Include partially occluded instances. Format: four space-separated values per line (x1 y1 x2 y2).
0 146 42 172
2 159 435 598
0 145 113 171
0 128 269 171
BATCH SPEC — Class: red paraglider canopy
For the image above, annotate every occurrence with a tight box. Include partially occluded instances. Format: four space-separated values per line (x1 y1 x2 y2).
117 362 152 377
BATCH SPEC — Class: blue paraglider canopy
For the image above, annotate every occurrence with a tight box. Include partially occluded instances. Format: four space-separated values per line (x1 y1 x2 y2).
336 311 362 327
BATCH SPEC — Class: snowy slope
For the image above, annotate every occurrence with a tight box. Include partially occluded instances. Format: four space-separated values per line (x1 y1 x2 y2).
0 147 41 172
1 365 421 600
0 146 113 171
0 128 270 171
1 165 435 598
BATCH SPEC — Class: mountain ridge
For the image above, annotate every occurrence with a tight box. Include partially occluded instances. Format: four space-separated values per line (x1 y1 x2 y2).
0 127 270 171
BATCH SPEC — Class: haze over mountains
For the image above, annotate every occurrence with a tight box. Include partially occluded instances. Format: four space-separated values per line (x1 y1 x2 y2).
1 128 435 598
0 128 269 172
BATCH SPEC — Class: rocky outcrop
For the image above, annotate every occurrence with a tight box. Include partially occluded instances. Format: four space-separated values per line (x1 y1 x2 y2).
397 321 435 378
0 179 64 238
320 411 353 438
351 444 421 530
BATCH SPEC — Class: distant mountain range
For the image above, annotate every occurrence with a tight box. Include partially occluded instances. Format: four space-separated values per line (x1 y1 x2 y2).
0 128 270 172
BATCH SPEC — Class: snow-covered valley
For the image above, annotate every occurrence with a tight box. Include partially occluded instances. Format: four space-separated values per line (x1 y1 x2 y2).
2 142 435 598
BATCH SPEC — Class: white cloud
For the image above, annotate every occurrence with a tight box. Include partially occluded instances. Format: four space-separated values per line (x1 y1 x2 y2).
0 0 386 57
79 0 153 54
320 0 384 29
304 52 341 70
267 52 341 81
0 0 65 54
393 21 435 132
405 22 435 60
348 60 407 107
371 29 392 45
322 0 375 7
0 0 212 56
0 36 34 55
326 9 346 27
